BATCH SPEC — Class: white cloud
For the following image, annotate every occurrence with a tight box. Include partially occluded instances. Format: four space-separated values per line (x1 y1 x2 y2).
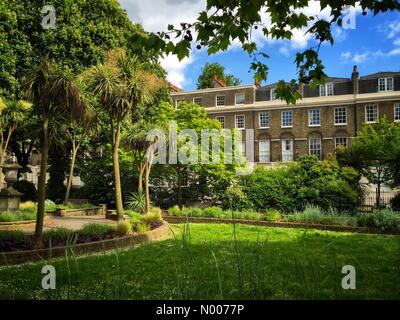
341 51 352 62
352 53 369 63
159 53 195 88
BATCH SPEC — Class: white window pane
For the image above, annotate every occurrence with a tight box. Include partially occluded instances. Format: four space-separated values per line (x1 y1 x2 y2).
235 115 245 129
334 107 347 125
309 109 320 126
259 140 270 163
282 110 293 127
236 94 246 105
395 103 400 121
193 97 202 106
271 89 276 100
309 138 322 160
282 139 293 162
216 96 225 106
259 112 269 128
365 105 378 123
335 137 348 149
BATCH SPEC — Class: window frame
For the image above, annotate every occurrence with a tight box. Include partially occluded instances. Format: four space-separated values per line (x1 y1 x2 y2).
215 116 225 128
281 110 293 128
335 137 349 149
334 106 347 125
378 77 394 92
216 95 225 107
235 93 246 105
259 111 270 129
235 114 246 130
309 137 322 160
308 108 321 127
365 105 379 124
258 139 270 163
394 103 400 122
320 83 334 96
270 88 276 101
193 97 203 106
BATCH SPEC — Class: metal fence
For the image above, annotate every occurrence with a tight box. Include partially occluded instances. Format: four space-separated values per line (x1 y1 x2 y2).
358 190 399 212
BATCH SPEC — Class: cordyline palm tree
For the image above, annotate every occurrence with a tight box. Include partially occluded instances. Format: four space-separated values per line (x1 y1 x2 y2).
124 118 168 213
83 49 162 219
0 98 31 186
21 56 84 246
64 90 102 204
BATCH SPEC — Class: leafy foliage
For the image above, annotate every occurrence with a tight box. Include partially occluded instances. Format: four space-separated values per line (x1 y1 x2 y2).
196 62 241 89
241 156 359 212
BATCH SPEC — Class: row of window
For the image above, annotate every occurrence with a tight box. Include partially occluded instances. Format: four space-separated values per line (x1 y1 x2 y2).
186 77 396 109
239 137 349 163
188 93 247 108
215 103 400 129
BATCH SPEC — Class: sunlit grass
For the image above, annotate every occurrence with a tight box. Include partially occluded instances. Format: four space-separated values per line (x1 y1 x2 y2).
0 223 398 300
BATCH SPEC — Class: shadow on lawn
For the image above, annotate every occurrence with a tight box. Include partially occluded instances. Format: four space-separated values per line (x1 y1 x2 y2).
0 223 399 300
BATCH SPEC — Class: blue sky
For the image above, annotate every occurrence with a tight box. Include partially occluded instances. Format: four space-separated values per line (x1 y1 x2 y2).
120 1 400 90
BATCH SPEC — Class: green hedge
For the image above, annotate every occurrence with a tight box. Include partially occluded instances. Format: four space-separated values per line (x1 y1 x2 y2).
240 156 359 213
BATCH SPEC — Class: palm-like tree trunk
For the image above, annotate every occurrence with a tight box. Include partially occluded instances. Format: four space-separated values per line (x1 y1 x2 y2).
112 122 124 219
138 162 145 193
34 115 49 246
0 128 14 188
64 142 78 204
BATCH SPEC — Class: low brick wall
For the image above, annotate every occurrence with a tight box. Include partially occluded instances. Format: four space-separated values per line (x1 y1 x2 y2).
163 215 400 236
54 206 105 217
0 221 173 266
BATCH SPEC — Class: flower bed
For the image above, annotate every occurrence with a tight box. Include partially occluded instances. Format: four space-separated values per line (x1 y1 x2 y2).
0 221 172 266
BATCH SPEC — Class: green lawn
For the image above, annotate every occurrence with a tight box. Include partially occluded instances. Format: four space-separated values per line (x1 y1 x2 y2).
0 223 399 299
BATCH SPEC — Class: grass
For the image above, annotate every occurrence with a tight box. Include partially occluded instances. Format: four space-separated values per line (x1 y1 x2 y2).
0 223 399 299
0 201 95 223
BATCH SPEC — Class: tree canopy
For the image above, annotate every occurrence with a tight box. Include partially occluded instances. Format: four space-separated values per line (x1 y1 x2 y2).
197 62 241 89
0 0 156 99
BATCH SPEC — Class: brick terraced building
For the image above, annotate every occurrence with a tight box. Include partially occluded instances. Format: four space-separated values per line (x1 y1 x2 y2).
170 67 400 164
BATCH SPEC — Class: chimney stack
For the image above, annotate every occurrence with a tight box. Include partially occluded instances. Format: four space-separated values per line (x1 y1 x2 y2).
212 75 227 88
352 65 359 95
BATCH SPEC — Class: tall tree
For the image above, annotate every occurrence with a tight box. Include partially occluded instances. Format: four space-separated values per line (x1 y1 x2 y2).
124 101 174 212
337 119 400 208
196 62 241 89
21 56 84 245
64 105 101 204
83 49 163 219
0 98 31 186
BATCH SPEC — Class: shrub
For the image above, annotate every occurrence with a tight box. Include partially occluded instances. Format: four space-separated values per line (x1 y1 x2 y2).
13 180 37 202
181 207 203 217
44 199 57 212
79 223 115 237
0 211 36 222
134 222 150 233
357 210 400 232
203 207 224 218
141 209 163 225
168 205 181 217
286 206 357 227
126 191 146 213
116 221 132 236
43 228 74 242
391 193 400 211
242 210 261 221
0 230 27 242
264 209 282 222
222 185 253 211
20 201 37 211
241 156 359 213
